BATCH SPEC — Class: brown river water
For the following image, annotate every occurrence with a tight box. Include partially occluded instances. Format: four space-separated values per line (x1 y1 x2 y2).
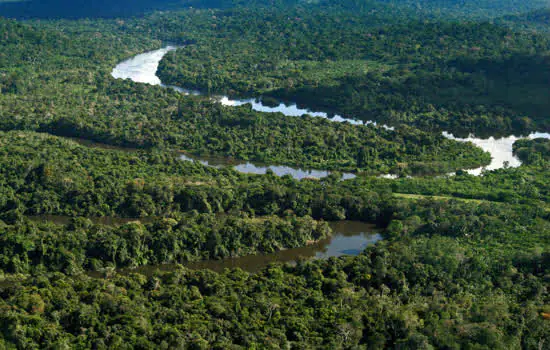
110 221 382 275
27 216 382 274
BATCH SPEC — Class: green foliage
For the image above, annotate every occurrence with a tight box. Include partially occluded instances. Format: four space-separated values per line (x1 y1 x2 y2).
158 10 550 135
0 2 549 349
513 138 550 165
0 130 394 219
1 198 549 348
0 17 490 175
0 214 331 274
375 0 550 20
499 8 550 32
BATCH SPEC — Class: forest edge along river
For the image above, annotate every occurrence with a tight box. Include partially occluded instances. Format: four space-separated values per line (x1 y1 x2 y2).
23 46 542 276
111 46 550 178
103 221 382 275
27 216 383 275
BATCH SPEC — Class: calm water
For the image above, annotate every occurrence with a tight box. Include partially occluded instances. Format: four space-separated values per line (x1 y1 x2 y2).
180 154 357 180
111 47 550 177
443 131 550 176
27 216 382 273
111 47 173 85
110 221 383 275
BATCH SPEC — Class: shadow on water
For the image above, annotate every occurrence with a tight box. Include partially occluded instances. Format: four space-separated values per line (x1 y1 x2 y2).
93 221 383 276
70 138 142 153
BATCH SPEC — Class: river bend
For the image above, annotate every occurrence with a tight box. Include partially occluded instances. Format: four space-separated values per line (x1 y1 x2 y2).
111 47 550 178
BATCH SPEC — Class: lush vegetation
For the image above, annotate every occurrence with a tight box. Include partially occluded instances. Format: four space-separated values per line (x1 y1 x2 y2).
0 1 549 348
340 137 550 210
1 214 331 274
376 0 550 19
0 19 490 175
0 130 393 221
1 197 549 348
1 130 549 348
514 138 550 165
158 8 550 136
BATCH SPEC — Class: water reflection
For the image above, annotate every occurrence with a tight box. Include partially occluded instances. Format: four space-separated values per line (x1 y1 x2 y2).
218 96 394 130
180 154 356 180
443 131 550 176
27 216 382 274
108 221 383 275
111 47 550 177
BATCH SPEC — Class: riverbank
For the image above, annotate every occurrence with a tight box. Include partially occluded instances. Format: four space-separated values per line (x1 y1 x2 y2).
112 47 549 178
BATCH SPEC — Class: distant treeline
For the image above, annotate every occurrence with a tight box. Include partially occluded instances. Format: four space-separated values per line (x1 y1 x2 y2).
157 9 550 136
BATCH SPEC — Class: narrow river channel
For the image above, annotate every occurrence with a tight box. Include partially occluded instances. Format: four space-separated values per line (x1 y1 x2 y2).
29 216 382 274
112 46 550 178
107 221 382 275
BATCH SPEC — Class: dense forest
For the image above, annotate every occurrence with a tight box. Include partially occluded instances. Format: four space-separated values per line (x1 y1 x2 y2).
157 8 550 135
1 214 333 274
0 0 549 348
500 8 550 33
514 138 550 164
0 18 491 175
4 0 548 20
376 0 550 19
1 191 549 348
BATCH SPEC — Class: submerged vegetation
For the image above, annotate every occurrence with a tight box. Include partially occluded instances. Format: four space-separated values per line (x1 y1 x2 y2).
0 0 549 348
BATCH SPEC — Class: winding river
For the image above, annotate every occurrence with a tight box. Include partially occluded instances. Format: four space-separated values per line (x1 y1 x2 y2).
96 46 550 272
111 47 550 178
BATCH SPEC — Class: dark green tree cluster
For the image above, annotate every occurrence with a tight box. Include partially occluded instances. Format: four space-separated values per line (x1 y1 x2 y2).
1 198 549 349
0 214 331 274
499 8 550 32
375 0 549 19
514 138 550 165
157 9 550 135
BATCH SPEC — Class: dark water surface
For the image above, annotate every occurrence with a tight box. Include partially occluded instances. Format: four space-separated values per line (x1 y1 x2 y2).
97 221 383 275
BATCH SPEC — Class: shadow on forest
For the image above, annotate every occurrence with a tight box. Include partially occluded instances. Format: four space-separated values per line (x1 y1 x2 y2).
447 53 550 119
271 53 550 137
0 0 223 19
